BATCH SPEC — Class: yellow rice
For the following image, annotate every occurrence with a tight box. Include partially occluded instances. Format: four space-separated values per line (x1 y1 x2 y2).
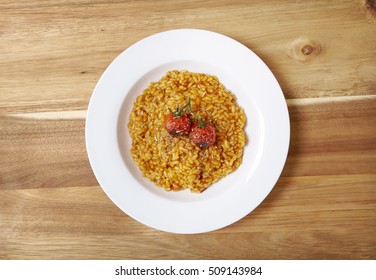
128 70 246 192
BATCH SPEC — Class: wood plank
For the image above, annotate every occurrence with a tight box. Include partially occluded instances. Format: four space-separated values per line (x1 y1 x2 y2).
283 96 376 177
0 174 374 259
0 115 97 190
1 0 375 115
1 96 375 190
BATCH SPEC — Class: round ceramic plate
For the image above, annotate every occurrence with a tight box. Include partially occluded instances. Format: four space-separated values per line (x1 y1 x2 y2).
86 29 290 234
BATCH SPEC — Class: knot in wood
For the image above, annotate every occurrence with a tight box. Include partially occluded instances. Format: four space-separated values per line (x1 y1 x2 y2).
366 0 376 15
301 44 314 56
289 37 322 62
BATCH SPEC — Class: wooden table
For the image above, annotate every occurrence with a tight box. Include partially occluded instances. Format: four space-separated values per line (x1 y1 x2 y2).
1 0 375 260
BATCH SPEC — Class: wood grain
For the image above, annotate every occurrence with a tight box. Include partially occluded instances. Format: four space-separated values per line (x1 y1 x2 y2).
1 0 375 259
1 174 375 259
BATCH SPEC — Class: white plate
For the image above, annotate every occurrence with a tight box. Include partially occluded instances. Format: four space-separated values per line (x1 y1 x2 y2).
86 29 290 234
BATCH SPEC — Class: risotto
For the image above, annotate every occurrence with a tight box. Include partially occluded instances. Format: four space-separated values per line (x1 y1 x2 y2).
128 70 246 192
